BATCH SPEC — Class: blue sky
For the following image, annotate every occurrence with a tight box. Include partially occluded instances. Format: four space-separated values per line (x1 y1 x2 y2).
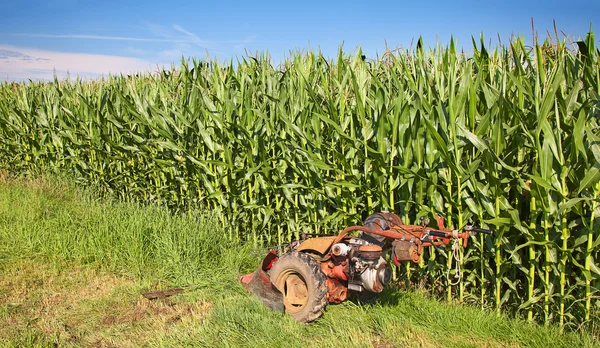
0 0 598 80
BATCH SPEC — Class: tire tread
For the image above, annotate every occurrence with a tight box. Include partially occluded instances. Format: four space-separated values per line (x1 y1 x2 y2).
269 251 329 323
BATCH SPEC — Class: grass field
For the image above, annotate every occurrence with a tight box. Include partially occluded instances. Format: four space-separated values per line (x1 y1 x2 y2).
1 175 598 347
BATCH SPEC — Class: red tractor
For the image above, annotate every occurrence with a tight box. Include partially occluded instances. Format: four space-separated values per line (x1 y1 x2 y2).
241 211 493 323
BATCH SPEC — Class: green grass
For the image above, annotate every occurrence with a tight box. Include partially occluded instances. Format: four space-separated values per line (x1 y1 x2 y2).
0 175 598 347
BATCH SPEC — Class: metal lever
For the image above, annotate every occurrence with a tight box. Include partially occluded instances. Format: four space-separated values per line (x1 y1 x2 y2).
465 225 493 235
421 232 444 255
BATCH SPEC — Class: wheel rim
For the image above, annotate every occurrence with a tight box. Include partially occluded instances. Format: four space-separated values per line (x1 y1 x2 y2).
275 270 309 313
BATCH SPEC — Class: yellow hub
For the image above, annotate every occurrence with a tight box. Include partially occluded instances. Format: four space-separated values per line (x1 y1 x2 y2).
276 271 309 313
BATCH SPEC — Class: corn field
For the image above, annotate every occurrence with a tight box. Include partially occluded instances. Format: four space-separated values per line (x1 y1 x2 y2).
1 32 599 328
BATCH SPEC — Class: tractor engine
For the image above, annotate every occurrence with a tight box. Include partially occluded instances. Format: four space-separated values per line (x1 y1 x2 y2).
241 211 494 323
330 238 392 294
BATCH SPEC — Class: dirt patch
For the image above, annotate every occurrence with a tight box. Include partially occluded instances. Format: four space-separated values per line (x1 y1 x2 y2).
0 261 135 310
101 296 211 326
372 337 397 348
0 260 212 347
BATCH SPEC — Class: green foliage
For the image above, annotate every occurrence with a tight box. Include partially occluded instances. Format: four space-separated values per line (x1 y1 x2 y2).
1 32 599 327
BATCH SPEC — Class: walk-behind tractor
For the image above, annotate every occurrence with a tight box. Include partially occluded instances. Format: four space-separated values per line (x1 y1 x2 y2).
240 212 493 323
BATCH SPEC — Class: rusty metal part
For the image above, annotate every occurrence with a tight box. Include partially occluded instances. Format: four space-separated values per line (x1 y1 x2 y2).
333 226 418 245
240 250 285 312
301 232 336 240
320 257 350 303
358 257 390 293
270 269 310 314
324 278 348 303
359 245 383 252
240 272 254 284
364 212 403 231
240 250 278 285
241 268 285 312
435 214 446 229
423 229 470 248
320 259 348 281
358 244 383 260
261 250 278 270
392 240 422 263
297 236 338 255
331 243 350 256
363 212 404 244
334 221 470 251
283 274 309 310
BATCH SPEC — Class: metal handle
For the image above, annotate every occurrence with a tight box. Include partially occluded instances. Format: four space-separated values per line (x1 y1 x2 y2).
465 225 494 235
427 230 449 238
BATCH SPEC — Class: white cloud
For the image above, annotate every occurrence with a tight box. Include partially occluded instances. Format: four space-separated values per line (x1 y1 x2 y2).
159 49 187 59
172 24 213 49
0 25 260 81
125 47 147 55
0 45 157 81
8 33 191 43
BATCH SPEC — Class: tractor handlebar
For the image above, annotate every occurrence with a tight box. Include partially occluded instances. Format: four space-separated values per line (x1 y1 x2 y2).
465 225 494 235
426 230 449 238
425 226 494 239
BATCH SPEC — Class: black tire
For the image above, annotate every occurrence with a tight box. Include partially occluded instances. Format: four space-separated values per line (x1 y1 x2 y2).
268 251 328 323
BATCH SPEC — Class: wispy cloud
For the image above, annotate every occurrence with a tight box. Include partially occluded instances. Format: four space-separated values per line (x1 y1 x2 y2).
172 24 213 49
0 45 156 81
6 26 257 50
6 33 192 43
1 24 259 80
0 49 49 61
138 23 231 58
6 28 211 63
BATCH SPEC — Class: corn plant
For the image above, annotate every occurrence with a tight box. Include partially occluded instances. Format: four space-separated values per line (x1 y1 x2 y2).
1 32 599 328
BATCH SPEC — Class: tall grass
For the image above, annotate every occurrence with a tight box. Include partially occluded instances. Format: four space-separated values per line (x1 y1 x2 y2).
0 31 599 327
0 175 251 284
